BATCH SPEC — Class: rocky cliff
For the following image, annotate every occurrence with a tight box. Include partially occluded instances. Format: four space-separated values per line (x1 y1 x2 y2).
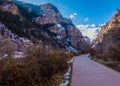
14 1 88 51
0 0 88 51
0 0 19 14
92 10 120 59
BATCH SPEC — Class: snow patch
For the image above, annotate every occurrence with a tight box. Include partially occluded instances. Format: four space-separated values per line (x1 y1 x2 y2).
54 24 65 33
59 80 69 86
68 58 74 64
57 35 62 39
58 27 65 33
59 58 74 86
12 51 24 58
64 66 71 79
0 22 32 45
55 24 62 28
66 46 78 52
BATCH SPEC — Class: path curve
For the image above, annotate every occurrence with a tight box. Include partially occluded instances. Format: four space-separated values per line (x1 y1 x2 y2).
71 54 120 86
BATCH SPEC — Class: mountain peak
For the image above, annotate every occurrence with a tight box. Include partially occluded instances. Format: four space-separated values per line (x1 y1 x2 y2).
114 9 120 18
40 3 60 13
41 3 53 6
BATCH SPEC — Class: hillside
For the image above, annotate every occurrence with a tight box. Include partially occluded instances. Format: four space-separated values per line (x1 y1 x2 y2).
0 0 88 52
0 0 62 48
13 0 88 51
91 10 120 61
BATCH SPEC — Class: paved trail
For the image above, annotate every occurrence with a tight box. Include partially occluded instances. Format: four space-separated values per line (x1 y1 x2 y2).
71 54 120 86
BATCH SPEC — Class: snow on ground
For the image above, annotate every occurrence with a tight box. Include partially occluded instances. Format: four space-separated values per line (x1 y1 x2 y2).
64 66 71 79
12 51 24 58
0 51 25 59
59 58 74 86
59 80 69 86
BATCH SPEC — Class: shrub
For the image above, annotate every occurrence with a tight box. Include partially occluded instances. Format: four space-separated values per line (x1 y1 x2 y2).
0 44 74 86
26 46 70 85
46 51 68 73
109 46 120 61
0 58 33 86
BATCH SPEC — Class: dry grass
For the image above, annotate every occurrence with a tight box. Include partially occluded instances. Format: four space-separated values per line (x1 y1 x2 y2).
0 38 86 86
0 44 76 86
51 73 66 86
92 57 120 72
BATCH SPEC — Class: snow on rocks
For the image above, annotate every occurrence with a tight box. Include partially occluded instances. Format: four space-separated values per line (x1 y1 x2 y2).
57 35 62 39
65 46 78 53
0 22 32 45
0 22 33 58
58 27 65 33
55 24 62 28
0 23 5 28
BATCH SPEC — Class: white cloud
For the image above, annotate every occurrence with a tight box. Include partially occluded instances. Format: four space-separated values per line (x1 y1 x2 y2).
76 24 85 28
85 24 89 28
76 24 89 31
73 13 77 16
82 28 100 41
76 24 101 41
76 24 89 28
70 15 74 19
98 23 105 27
90 24 96 28
70 13 77 19
84 17 89 21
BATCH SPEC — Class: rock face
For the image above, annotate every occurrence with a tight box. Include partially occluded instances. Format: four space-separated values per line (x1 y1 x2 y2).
32 3 88 51
67 25 87 50
34 3 63 24
0 0 88 51
92 10 120 56
49 24 88 51
0 0 19 14
0 0 60 48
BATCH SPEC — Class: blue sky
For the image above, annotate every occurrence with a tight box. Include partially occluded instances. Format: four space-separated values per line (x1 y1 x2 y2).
19 0 120 25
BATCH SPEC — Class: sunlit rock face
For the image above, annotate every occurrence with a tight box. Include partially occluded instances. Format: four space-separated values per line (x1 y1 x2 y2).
36 3 62 24
0 0 19 14
47 23 88 51
33 3 72 25
67 25 87 50
30 3 89 51
92 10 120 54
